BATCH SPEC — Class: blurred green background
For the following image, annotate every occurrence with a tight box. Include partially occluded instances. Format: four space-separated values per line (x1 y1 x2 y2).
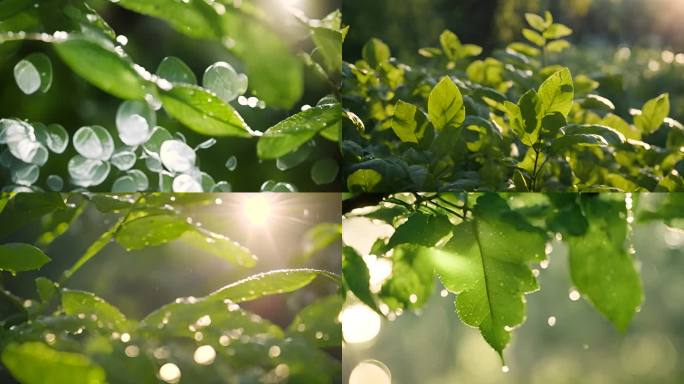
343 0 684 122
0 0 341 191
342 197 684 383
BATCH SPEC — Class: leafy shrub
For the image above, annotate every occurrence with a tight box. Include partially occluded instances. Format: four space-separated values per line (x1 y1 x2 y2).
342 11 684 192
0 1 343 192
0 192 342 383
342 192 683 360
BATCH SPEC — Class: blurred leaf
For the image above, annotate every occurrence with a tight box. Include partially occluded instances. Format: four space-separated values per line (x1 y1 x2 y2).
54 36 148 100
568 195 643 331
342 246 379 312
0 243 50 273
179 227 257 268
0 193 66 238
346 169 382 192
1 342 107 384
287 295 342 348
298 223 341 263
362 38 391 68
62 289 131 331
35 277 58 303
380 245 434 310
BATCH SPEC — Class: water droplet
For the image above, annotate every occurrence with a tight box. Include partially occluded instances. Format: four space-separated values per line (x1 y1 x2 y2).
268 345 281 358
112 175 137 193
68 155 110 187
202 61 248 102
127 169 149 191
110 148 137 171
350 360 391 384
46 123 68 153
14 57 42 95
340 303 381 344
212 181 232 192
172 174 202 192
11 163 39 186
115 35 128 46
547 316 557 327
160 140 196 173
193 345 216 365
156 56 197 84
120 332 131 343
569 289 581 301
124 345 139 357
116 100 155 146
502 365 510 373
73 126 114 160
225 155 237 171
159 363 181 383
46 174 63 191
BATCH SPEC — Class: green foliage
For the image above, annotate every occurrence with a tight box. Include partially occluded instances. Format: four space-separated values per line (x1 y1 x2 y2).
342 192 681 360
0 192 341 384
342 11 683 192
0 0 342 192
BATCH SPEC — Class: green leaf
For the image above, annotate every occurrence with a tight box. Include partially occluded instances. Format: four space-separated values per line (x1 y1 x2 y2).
287 295 342 348
115 214 190 250
522 28 545 47
603 113 640 140
1 342 107 384
634 93 670 134
543 23 573 39
567 195 643 331
392 100 427 143
431 194 546 357
550 133 609 152
61 289 130 331
388 212 452 249
35 277 58 303
0 193 66 238
525 13 549 31
144 269 334 324
519 89 542 137
545 39 570 53
54 36 147 100
362 38 391 68
299 223 342 262
179 227 257 268
311 27 342 73
0 243 51 273
346 169 383 192
257 103 342 159
156 56 197 84
564 124 626 145
342 246 379 312
380 245 434 310
159 84 252 137
538 68 574 117
428 76 466 131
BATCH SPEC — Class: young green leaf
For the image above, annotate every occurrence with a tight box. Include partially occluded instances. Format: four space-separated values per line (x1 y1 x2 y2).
428 76 466 131
35 277 58 303
311 27 343 73
2 342 107 384
430 194 546 358
525 13 550 32
567 195 643 331
634 93 670 134
0 243 51 273
179 228 257 268
538 68 574 117
257 102 341 159
159 84 253 137
380 244 434 310
115 214 190 250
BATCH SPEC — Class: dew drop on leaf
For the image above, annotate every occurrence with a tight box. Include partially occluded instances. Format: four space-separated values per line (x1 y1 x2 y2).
159 363 181 383
193 345 216 365
310 157 339 185
156 56 197 85
110 148 137 171
73 126 114 160
145 156 164 173
143 126 173 157
68 155 111 187
160 140 196 173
